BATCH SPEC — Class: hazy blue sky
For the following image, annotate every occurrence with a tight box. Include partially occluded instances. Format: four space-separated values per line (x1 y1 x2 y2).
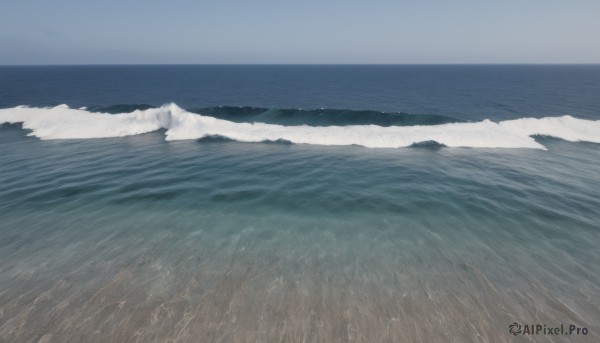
1 0 599 64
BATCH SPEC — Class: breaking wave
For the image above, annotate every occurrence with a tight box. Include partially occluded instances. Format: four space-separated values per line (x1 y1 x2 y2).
87 104 461 127
1 103 599 150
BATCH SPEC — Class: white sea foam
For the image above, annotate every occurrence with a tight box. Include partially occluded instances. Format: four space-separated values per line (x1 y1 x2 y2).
500 116 600 143
0 105 171 139
1 103 599 149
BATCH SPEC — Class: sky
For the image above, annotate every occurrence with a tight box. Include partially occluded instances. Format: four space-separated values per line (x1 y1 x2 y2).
1 0 599 64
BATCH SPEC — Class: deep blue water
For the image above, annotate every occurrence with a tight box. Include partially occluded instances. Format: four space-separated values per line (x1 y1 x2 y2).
2 65 600 121
0 65 599 342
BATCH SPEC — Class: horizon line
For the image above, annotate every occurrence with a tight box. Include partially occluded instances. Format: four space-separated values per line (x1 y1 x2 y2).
1 63 600 67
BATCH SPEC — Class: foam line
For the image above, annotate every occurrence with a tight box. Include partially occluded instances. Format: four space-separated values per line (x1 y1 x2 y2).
2 103 599 150
0 105 171 139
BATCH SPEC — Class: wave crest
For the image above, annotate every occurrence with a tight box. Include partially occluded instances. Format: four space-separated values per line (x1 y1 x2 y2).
1 103 599 150
88 104 461 127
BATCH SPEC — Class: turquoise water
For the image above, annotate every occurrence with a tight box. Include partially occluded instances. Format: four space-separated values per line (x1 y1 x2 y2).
1 65 599 341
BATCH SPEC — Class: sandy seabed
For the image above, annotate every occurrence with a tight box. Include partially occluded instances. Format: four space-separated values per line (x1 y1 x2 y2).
1 208 598 343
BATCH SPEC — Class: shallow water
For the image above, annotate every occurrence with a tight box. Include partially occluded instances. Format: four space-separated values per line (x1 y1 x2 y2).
1 125 599 342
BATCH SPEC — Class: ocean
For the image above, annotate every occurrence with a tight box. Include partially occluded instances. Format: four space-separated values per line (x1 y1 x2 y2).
0 65 599 342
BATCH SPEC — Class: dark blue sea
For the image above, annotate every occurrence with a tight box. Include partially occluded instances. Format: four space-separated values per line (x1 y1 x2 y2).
0 65 599 342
